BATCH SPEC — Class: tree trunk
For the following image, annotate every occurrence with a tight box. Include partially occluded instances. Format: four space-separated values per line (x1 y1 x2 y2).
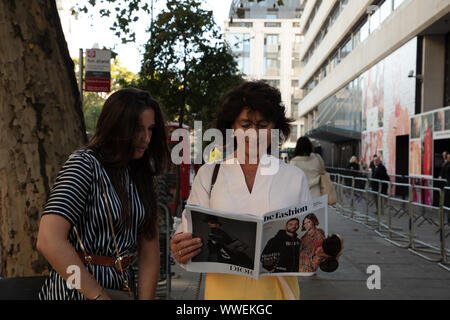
0 0 86 277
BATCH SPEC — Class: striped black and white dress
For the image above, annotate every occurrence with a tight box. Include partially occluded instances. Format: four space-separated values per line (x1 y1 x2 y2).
39 149 146 300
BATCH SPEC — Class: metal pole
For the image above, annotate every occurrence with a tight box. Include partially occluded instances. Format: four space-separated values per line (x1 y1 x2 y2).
387 181 392 239
408 183 414 249
79 48 83 107
439 189 446 263
365 177 369 224
377 180 382 232
165 205 171 299
351 176 355 218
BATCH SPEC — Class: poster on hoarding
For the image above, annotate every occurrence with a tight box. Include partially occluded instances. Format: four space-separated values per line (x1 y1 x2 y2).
409 114 433 179
433 108 450 140
361 38 417 173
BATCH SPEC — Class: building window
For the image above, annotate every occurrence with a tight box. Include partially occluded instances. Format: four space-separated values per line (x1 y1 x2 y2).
369 6 381 33
264 58 280 76
264 34 280 76
340 37 352 60
237 56 250 75
360 19 369 43
292 59 302 75
262 79 280 90
265 22 282 27
352 28 361 49
393 0 406 10
292 34 302 53
227 33 251 76
229 22 253 28
290 124 298 142
341 0 349 9
291 97 300 118
227 33 250 52
265 34 279 46
380 0 392 24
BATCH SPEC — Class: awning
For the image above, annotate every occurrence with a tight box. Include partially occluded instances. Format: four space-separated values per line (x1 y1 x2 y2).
306 125 361 143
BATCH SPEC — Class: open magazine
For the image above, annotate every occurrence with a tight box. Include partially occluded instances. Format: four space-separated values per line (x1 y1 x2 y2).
184 195 329 279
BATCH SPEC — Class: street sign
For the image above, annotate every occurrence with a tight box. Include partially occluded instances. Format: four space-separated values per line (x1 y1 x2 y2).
85 49 111 92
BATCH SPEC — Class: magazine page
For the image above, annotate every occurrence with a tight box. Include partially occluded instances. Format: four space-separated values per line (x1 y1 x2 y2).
184 205 263 279
259 195 328 277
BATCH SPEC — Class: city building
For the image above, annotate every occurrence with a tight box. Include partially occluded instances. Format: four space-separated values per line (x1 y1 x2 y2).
224 0 306 152
296 0 450 184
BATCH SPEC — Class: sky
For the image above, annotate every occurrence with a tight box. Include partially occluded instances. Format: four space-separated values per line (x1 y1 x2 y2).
60 0 234 74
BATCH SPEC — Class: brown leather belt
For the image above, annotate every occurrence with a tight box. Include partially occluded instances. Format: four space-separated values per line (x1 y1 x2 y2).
77 252 134 272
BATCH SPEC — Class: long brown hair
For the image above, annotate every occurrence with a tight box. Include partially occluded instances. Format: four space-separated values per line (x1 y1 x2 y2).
87 88 170 240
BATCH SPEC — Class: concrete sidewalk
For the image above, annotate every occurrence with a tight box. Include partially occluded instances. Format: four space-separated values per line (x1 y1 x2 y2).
168 207 450 300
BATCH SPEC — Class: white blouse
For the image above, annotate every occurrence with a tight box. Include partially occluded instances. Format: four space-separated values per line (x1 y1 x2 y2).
178 154 311 237
177 154 312 299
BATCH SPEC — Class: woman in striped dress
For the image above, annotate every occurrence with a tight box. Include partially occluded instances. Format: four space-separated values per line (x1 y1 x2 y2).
37 88 170 300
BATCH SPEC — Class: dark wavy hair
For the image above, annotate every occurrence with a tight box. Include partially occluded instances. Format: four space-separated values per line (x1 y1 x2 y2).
87 87 170 240
293 136 313 157
214 81 293 152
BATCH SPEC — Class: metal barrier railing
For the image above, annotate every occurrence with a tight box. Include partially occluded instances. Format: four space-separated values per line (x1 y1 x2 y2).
438 186 450 271
329 172 450 272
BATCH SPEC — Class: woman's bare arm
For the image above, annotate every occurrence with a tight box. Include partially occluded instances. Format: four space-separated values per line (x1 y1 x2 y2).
137 230 160 300
37 214 109 300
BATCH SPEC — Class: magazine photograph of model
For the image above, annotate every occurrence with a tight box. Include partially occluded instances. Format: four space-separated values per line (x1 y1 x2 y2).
190 210 256 270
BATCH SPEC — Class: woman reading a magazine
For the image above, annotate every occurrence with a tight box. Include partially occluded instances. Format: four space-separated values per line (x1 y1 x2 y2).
170 81 313 300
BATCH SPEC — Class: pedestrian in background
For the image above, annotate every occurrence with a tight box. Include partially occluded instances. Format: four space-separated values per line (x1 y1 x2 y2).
438 151 448 179
347 156 360 171
369 154 378 172
37 88 170 300
371 157 390 195
290 136 326 199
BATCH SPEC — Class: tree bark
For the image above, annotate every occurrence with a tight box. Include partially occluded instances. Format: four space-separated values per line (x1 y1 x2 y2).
0 0 86 277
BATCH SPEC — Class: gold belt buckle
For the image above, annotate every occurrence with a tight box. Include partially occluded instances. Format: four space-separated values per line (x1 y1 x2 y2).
114 254 129 273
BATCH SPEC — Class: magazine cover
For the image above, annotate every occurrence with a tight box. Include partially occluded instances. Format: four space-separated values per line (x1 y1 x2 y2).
184 195 328 279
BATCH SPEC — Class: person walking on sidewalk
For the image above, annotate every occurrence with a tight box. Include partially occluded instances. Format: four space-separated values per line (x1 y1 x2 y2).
371 157 389 209
289 136 325 199
37 88 170 300
170 81 312 300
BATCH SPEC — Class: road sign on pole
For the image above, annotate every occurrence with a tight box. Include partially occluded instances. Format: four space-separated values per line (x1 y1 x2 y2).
84 49 111 92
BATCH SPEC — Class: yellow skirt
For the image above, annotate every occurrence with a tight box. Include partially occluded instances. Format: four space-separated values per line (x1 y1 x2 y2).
204 273 300 300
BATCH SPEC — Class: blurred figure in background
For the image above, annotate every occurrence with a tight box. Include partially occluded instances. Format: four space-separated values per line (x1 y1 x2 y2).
347 156 360 171
290 136 325 199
